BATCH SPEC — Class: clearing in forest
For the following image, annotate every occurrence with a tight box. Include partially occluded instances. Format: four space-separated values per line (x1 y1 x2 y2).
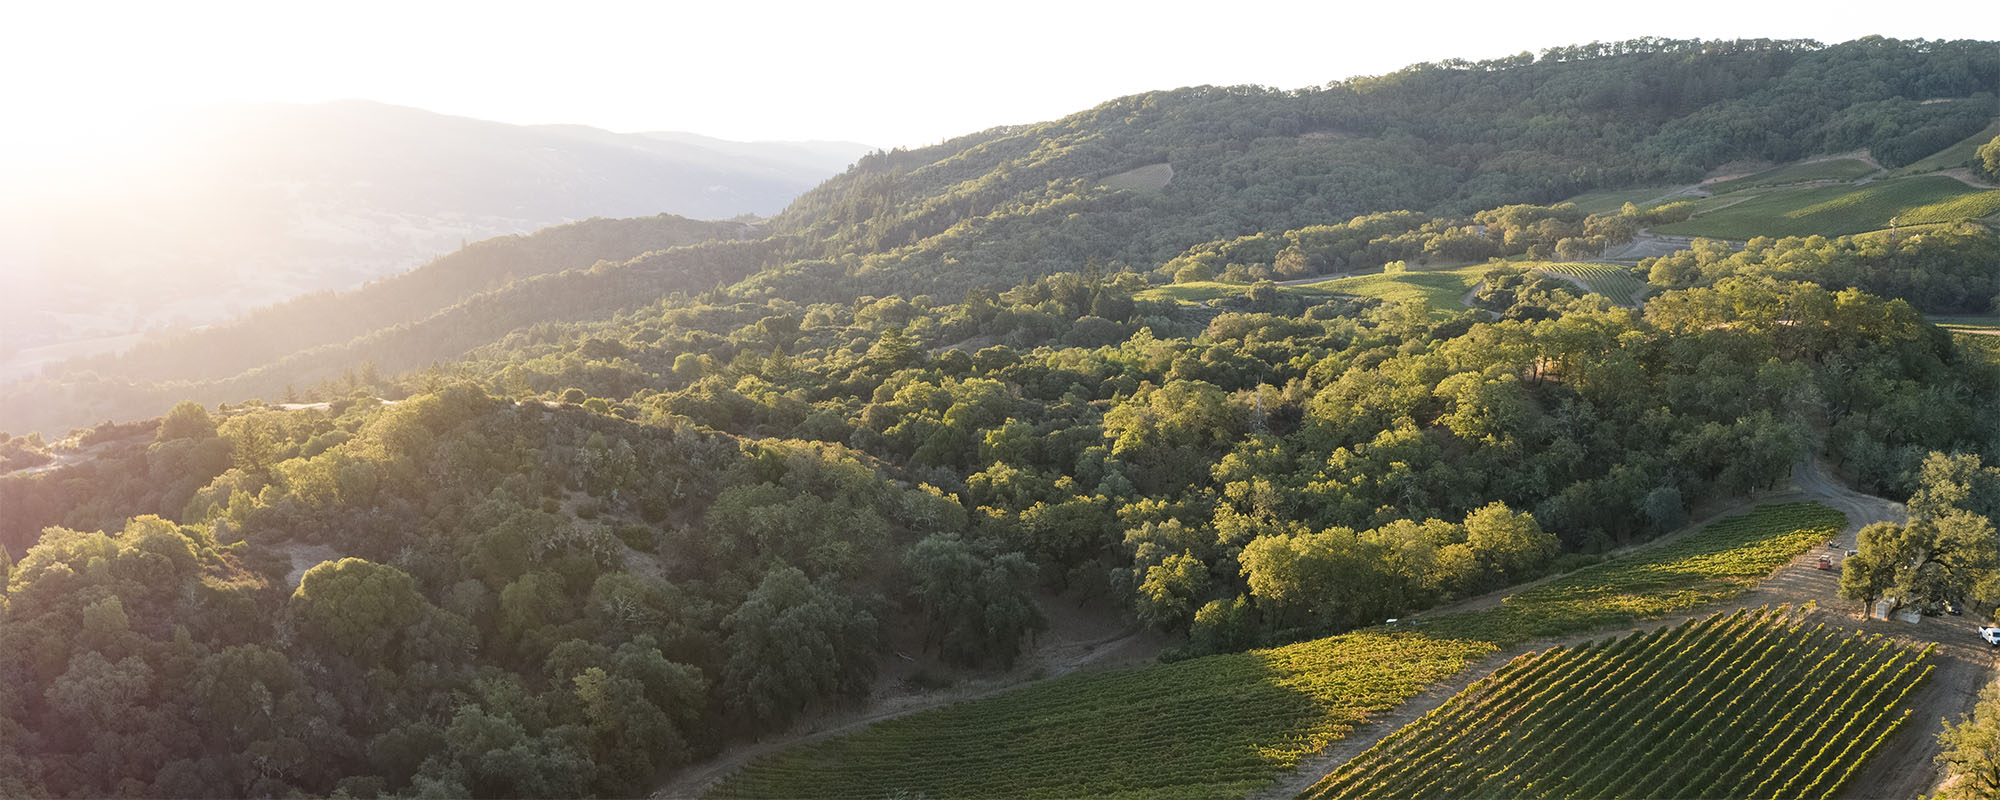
1135 264 1487 313
1308 264 1489 311
1098 162 1174 194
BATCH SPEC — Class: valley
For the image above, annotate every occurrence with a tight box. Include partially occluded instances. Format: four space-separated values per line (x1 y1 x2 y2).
0 101 871 380
2 34 1999 800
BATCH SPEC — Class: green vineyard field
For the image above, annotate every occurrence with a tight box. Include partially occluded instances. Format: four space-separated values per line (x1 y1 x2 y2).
1894 118 2000 175
1657 176 2000 239
709 632 1494 800
1436 502 1845 644
1560 186 1679 215
708 503 1845 799
1534 262 1647 305
1304 608 1934 800
1706 158 1879 193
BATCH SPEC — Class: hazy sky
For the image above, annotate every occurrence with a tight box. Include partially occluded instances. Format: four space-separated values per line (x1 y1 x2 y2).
6 0 1998 162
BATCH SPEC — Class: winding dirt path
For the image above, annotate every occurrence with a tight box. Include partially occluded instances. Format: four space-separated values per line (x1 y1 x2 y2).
1803 150 1886 172
1938 167 2000 190
3 434 141 479
1538 271 1590 293
1691 191 1764 215
1646 183 1711 205
1458 281 1485 310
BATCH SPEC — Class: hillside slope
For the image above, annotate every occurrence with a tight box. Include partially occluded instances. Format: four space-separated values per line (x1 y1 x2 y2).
758 37 1996 297
0 227 771 435
11 38 1997 437
3 36 1999 800
0 100 869 375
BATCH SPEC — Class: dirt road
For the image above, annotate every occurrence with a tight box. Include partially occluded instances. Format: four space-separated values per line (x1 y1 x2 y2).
1937 167 1999 190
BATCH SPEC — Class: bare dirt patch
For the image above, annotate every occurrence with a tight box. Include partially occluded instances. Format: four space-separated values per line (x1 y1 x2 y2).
278 542 345 590
1098 162 1173 194
1297 130 1355 143
930 333 998 355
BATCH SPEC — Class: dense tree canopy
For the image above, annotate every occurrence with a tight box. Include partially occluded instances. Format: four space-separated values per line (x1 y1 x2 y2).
2 34 1999 798
1978 135 2000 182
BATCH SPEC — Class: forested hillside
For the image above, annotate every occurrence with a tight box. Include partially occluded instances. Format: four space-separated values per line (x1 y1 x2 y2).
10 36 1996 439
0 216 758 435
760 36 1995 296
74 215 749 386
3 36 1999 798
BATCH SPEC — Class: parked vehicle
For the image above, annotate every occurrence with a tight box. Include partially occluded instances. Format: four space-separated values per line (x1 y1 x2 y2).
1979 627 2000 646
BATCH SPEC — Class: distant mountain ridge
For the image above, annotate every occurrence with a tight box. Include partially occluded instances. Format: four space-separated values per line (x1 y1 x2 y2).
114 99 873 224
0 100 870 377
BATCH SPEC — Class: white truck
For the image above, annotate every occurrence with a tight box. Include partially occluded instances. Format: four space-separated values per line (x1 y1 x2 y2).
1978 626 2000 646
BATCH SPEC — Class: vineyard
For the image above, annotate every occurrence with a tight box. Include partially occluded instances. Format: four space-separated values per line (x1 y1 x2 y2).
1957 333 2000 366
1657 176 2000 239
1303 608 1934 800
1534 262 1646 305
707 631 1493 800
1897 188 2000 225
1437 502 1845 644
1893 118 2000 175
707 503 1845 799
1560 185 1677 214
1706 158 1880 193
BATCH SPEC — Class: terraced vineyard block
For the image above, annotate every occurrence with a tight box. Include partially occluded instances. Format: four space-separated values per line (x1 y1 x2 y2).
1657 176 2000 239
1536 262 1647 304
708 504 1846 799
708 632 1493 800
1303 608 1933 800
